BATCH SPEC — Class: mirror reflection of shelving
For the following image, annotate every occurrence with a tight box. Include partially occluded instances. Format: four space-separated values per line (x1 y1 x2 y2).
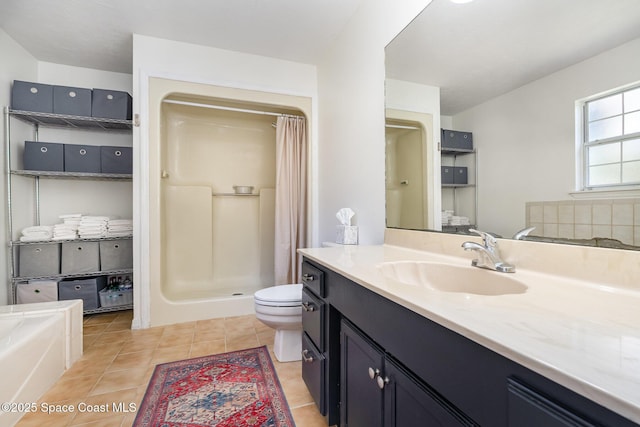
440 129 477 233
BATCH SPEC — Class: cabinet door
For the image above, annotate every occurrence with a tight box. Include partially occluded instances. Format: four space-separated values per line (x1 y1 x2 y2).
507 379 597 427
384 357 477 427
341 320 384 427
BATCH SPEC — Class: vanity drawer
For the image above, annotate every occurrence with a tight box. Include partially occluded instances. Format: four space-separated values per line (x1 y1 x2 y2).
302 332 326 415
302 261 325 297
302 287 325 351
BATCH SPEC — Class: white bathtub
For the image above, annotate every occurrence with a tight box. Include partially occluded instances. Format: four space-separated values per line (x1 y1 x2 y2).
0 300 83 427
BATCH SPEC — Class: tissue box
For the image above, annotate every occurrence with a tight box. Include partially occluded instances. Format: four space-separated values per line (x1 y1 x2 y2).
336 225 358 245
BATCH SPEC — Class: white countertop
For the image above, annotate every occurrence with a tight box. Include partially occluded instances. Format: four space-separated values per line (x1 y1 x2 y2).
299 244 640 424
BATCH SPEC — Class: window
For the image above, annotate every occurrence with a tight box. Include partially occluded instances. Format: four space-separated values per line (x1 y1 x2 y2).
583 85 640 188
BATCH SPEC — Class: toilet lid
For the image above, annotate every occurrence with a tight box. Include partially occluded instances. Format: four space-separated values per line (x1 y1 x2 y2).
254 284 302 304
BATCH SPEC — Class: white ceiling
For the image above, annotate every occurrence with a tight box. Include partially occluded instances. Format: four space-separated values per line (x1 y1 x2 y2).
0 0 365 74
386 0 640 115
4 0 640 115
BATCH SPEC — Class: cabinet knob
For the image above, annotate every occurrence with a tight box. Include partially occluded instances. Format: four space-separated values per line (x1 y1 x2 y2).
302 302 315 312
302 273 315 282
368 367 380 380
377 375 390 390
301 349 314 363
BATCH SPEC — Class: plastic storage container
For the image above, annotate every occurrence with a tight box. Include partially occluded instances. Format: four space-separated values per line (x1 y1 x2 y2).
92 89 132 120
99 239 133 271
454 166 468 184
100 146 132 174
98 288 133 308
441 129 473 151
441 166 454 184
61 241 100 274
11 80 54 113
23 141 65 172
19 244 60 277
16 280 59 304
53 85 92 116
64 144 101 173
58 276 107 310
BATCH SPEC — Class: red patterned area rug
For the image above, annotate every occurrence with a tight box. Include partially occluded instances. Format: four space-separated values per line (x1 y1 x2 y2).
133 346 295 427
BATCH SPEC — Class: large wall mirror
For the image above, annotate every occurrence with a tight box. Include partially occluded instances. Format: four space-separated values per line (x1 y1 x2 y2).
385 0 640 249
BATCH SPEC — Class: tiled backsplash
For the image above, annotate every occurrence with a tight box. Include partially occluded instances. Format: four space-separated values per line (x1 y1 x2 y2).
526 199 640 246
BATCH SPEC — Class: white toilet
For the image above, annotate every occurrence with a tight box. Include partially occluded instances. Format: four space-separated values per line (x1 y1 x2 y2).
254 283 303 362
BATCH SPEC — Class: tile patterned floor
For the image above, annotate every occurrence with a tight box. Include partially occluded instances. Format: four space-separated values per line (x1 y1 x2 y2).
15 310 327 427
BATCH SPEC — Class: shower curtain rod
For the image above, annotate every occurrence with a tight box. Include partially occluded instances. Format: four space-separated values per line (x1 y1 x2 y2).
162 99 304 119
385 124 421 130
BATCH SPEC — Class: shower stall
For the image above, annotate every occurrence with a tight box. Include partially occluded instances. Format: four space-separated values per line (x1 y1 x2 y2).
146 78 311 326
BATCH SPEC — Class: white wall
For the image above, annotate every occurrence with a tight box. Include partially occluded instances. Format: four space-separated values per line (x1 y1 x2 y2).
0 29 37 305
453 37 640 238
316 0 432 245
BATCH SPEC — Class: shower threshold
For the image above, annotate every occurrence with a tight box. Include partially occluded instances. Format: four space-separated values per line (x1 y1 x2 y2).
162 284 266 301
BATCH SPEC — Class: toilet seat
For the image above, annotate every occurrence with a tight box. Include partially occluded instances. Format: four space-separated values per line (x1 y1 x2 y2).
254 284 302 307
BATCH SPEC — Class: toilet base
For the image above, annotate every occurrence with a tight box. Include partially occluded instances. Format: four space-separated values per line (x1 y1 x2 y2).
273 328 302 362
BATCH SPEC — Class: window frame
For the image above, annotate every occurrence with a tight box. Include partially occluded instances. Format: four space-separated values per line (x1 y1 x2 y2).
579 83 640 191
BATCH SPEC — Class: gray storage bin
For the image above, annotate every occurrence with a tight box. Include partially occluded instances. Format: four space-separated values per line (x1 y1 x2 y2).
454 166 468 184
61 241 100 274
53 85 92 117
64 144 101 173
19 244 60 277
11 80 54 113
24 141 65 171
441 129 473 151
58 276 107 310
441 166 454 184
100 146 132 174
92 89 132 120
16 280 59 304
99 239 133 271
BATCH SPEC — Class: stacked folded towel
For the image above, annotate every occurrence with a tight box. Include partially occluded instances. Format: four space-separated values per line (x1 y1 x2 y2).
20 225 53 242
106 219 133 237
78 216 110 239
441 210 454 226
53 213 82 240
450 215 471 226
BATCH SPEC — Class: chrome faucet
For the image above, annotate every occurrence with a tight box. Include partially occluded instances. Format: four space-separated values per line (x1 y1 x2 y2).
512 226 536 240
462 229 515 273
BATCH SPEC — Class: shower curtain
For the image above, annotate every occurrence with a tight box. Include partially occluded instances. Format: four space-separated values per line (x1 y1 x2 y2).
274 115 307 284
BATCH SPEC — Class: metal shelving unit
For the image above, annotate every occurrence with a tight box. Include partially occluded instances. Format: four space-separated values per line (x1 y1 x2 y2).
441 147 478 233
4 107 134 314
9 109 132 131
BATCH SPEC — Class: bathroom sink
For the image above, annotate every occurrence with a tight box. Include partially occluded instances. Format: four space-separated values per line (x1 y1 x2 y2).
378 261 527 296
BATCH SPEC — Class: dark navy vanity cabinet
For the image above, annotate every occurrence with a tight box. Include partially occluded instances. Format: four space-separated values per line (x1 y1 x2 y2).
301 257 639 427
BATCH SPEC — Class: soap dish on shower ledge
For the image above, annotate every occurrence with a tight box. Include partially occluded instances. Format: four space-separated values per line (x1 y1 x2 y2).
233 185 254 194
